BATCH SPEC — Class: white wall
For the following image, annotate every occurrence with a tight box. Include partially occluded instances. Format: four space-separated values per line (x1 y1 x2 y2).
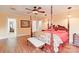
69 17 79 44
53 18 68 28
0 14 9 39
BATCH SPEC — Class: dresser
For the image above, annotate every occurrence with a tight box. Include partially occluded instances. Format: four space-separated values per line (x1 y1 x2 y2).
73 33 79 47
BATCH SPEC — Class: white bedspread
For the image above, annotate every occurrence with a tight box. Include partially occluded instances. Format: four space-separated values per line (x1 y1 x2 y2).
53 34 63 52
53 34 63 47
27 37 45 48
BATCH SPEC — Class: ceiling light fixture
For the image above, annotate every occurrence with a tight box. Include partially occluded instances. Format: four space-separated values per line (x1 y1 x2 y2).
32 6 38 14
32 10 38 14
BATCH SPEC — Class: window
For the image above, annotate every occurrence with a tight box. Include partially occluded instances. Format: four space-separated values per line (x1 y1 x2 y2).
32 20 42 32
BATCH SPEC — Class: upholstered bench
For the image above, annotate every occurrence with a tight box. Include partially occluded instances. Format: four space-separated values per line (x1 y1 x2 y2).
27 37 45 48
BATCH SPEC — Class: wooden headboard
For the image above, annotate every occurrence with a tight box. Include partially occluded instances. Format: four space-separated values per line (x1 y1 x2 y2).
53 25 68 31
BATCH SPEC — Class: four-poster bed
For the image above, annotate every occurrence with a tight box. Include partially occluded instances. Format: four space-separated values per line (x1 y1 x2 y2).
28 5 69 53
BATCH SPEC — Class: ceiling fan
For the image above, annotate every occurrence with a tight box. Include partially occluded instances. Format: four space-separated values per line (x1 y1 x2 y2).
25 6 45 14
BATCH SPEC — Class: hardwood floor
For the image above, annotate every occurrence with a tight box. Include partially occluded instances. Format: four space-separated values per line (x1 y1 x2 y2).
59 44 79 53
0 36 45 53
0 39 7 53
0 36 79 53
15 36 44 53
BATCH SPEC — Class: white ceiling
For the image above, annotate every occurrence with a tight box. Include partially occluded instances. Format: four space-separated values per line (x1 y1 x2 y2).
0 5 51 16
0 5 79 17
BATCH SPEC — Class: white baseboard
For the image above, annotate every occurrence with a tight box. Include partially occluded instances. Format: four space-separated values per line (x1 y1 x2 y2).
0 34 30 40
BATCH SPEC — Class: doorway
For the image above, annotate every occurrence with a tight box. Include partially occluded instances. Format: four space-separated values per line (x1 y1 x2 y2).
7 18 17 52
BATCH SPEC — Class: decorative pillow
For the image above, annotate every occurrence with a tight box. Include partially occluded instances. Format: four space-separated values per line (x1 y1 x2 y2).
33 31 44 37
33 31 51 44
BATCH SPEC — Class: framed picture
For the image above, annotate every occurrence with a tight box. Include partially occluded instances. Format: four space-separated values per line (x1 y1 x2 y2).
21 20 30 28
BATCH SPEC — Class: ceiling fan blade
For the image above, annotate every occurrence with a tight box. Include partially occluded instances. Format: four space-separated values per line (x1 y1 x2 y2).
38 10 45 13
38 7 42 9
25 8 32 11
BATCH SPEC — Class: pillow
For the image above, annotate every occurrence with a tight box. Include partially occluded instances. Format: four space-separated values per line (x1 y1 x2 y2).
33 31 51 44
33 31 44 38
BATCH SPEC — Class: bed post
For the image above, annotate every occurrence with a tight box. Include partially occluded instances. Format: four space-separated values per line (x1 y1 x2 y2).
50 5 54 53
48 19 49 29
67 7 72 44
51 5 53 26
30 16 32 37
